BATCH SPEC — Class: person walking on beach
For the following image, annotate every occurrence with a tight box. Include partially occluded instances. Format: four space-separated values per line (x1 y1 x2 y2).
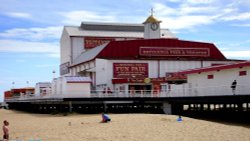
2 120 9 141
231 80 237 95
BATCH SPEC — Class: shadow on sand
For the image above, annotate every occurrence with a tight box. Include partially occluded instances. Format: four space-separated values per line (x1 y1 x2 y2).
182 111 250 129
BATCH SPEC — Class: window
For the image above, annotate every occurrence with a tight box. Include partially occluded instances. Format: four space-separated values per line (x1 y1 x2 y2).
207 74 214 79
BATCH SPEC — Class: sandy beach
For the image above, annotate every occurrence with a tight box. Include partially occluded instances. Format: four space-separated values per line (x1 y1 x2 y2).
0 109 250 141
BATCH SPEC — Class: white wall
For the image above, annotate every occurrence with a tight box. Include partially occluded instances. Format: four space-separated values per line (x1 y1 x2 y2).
56 77 63 96
160 61 202 75
95 59 109 86
144 23 161 39
51 77 91 97
94 59 238 93
62 83 91 97
51 79 57 95
34 83 51 97
169 66 250 97
60 28 71 64
34 84 40 96
98 59 232 81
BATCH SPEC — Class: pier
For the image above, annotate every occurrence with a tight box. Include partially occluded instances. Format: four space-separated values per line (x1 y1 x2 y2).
5 85 250 122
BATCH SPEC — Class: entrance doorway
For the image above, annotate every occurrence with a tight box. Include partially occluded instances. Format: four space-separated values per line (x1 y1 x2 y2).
129 84 152 95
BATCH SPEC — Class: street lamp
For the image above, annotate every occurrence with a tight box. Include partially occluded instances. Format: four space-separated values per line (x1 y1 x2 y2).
52 70 56 79
26 81 29 87
12 81 15 89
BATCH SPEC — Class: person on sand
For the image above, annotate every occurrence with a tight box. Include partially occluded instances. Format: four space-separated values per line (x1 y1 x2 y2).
101 113 111 123
177 115 182 122
2 120 9 141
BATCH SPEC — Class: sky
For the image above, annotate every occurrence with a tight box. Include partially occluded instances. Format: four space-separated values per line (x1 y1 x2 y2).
0 0 250 102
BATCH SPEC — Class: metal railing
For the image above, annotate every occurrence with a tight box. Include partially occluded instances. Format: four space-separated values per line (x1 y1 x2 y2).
5 83 250 102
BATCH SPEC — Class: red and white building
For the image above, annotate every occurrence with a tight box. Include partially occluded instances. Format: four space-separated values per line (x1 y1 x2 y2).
59 14 240 96
175 61 250 97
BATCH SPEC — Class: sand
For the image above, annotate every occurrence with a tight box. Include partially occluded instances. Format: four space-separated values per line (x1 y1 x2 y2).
0 109 250 141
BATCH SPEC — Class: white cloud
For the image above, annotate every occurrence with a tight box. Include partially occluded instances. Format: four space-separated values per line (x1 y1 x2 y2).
186 0 215 5
153 2 219 30
167 0 181 2
5 12 32 19
222 50 250 60
16 59 26 63
0 39 59 58
151 1 250 31
160 15 214 30
60 10 116 25
35 64 57 68
232 23 250 27
0 26 62 41
221 12 250 21
154 3 177 16
179 5 217 15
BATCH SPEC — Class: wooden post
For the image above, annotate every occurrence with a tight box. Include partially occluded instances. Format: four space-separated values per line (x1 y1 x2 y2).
69 101 72 113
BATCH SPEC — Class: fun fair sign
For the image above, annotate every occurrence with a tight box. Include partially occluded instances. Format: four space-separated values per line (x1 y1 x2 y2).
113 63 148 78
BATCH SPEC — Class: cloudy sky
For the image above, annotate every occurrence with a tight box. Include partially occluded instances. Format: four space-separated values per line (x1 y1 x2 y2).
0 0 250 101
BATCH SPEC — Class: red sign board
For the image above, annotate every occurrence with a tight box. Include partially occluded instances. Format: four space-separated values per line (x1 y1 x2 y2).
84 37 115 49
113 63 148 78
112 77 167 84
166 73 187 81
140 47 210 57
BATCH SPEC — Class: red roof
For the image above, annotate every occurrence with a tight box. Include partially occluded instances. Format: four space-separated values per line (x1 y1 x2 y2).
71 38 228 67
178 61 250 75
96 38 227 60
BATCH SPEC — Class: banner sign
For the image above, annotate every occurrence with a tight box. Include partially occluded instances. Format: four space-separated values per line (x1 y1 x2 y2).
166 73 187 81
113 63 148 78
139 47 210 57
84 37 115 49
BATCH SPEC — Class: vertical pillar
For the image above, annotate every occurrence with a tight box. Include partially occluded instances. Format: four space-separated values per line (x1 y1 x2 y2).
237 103 243 112
200 104 204 111
208 104 211 111
69 101 73 113
163 102 172 115
59 103 63 113
188 104 191 111
225 104 228 111
103 102 107 113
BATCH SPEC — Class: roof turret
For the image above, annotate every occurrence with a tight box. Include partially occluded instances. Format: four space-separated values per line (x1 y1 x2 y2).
143 8 161 24
143 15 161 24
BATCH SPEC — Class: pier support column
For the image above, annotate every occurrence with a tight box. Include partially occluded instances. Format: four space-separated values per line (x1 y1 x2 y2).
69 101 73 113
237 103 243 112
103 102 108 113
247 103 249 111
200 104 204 111
223 104 226 111
208 104 211 111
163 102 172 115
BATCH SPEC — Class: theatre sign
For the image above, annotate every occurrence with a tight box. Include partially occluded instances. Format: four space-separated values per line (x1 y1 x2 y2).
84 37 115 49
139 47 210 57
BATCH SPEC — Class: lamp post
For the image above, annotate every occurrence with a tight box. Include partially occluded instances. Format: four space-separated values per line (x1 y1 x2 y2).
52 70 56 79
26 81 29 87
12 81 15 89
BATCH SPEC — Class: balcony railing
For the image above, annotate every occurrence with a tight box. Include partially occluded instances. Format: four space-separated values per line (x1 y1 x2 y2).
5 83 250 102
